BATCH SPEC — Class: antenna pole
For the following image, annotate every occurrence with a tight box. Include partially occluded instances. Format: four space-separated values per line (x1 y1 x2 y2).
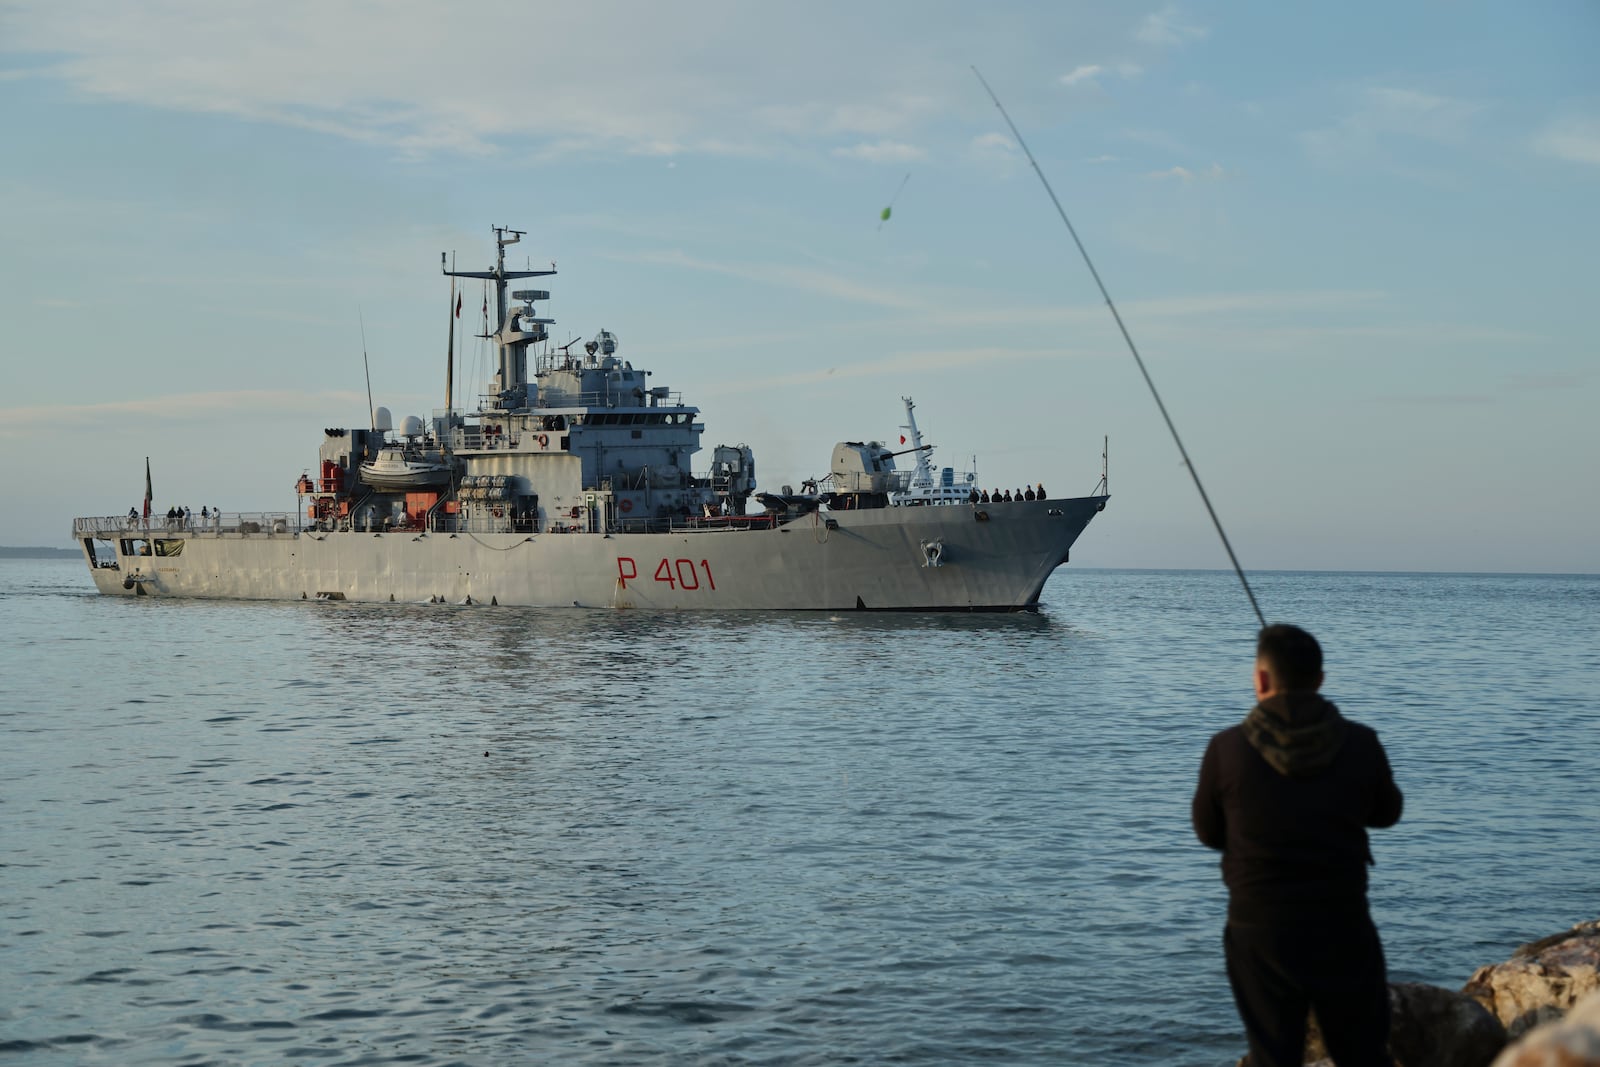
972 66 1266 629
360 306 375 432
444 252 457 416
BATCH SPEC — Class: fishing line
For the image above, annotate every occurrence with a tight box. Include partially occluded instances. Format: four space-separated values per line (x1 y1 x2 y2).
359 306 375 432
972 66 1266 628
879 172 911 230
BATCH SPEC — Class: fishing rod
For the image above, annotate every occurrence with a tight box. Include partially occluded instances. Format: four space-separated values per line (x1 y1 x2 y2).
972 66 1266 629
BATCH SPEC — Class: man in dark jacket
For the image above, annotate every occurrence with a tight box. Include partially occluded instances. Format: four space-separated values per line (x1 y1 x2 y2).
1193 624 1403 1067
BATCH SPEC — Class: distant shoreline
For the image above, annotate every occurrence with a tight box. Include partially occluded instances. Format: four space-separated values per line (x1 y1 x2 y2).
0 546 81 559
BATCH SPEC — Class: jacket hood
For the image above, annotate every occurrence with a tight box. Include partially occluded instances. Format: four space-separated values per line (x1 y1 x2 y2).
1241 691 1348 778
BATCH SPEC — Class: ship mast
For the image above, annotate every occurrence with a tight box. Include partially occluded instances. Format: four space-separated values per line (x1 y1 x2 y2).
900 396 936 490
442 226 556 410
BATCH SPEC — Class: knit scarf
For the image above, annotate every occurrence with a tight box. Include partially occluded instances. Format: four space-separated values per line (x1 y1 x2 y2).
1241 691 1348 778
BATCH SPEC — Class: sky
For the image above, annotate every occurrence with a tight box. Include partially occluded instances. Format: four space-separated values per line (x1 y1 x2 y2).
2 1 1595 572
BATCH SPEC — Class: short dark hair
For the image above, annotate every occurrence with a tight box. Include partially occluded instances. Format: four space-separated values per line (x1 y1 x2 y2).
1257 623 1323 690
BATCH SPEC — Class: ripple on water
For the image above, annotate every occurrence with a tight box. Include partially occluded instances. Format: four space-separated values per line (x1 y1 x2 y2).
1 565 1596 1065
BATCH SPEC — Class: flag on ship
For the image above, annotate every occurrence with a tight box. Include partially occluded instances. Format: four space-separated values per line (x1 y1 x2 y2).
143 458 152 522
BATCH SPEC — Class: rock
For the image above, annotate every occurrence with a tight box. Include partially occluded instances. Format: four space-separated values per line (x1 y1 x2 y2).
1302 982 1505 1067
1387 982 1508 1067
1490 989 1600 1066
1464 921 1600 1040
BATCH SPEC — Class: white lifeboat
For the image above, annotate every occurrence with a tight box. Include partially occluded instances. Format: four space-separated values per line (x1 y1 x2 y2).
359 444 451 490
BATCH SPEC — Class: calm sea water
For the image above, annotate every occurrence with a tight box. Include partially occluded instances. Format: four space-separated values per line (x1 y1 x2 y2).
2 560 1596 1065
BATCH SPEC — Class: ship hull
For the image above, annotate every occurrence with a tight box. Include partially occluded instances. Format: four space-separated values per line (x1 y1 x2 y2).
74 496 1107 611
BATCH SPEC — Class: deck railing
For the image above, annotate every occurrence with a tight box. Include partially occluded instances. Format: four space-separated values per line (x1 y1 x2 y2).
72 513 296 537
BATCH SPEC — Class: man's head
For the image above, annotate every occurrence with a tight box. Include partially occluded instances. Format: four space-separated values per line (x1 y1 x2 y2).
1254 623 1324 699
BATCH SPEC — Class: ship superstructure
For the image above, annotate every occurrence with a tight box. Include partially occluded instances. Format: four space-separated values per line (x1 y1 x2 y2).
72 225 1108 610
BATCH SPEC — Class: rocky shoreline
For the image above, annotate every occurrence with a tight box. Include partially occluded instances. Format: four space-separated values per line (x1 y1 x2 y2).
1270 919 1600 1066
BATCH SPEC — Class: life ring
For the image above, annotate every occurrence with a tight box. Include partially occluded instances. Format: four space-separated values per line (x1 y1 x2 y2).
538 433 549 448
619 498 633 513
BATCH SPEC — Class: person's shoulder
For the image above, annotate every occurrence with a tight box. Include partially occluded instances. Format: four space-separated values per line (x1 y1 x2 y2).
1339 716 1380 740
1204 722 1248 754
1338 716 1391 753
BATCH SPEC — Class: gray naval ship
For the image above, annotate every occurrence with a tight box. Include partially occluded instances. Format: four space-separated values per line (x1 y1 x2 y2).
72 226 1109 610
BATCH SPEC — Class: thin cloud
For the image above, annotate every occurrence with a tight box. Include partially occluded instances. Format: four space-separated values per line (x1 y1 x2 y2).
1121 127 1190 155
619 244 1388 335
0 1 1077 161
832 140 928 164
697 346 1063 398
967 131 1020 173
0 389 368 436
1145 162 1226 181
1135 5 1208 48
970 132 1015 155
1124 290 1386 317
1061 64 1103 87
1060 61 1142 90
1504 371 1590 392
1532 117 1600 167
616 249 932 312
1301 84 1483 166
